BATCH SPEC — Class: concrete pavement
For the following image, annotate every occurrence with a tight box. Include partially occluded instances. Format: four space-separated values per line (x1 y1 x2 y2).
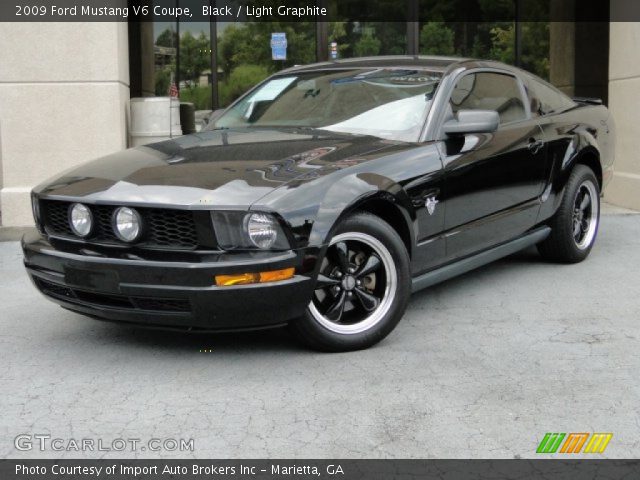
1 212 639 459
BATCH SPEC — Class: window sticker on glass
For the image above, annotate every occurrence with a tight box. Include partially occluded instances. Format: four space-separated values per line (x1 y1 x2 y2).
331 70 439 88
247 77 297 102
386 75 441 86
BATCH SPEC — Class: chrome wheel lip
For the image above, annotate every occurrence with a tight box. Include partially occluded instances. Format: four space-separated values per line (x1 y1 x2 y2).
309 232 397 335
573 179 599 250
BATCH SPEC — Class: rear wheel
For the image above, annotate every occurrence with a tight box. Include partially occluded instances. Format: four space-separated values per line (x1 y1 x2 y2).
537 164 600 263
290 213 410 351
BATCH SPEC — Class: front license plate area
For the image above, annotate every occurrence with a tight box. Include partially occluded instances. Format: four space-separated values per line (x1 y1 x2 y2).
65 267 119 293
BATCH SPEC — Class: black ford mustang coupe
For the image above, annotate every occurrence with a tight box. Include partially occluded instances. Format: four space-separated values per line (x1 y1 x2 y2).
23 56 615 351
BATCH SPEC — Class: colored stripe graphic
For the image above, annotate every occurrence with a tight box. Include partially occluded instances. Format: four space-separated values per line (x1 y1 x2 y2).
560 433 589 453
536 433 566 453
537 433 613 454
584 433 613 453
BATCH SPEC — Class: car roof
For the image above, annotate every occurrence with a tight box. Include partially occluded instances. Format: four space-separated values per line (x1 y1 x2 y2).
281 55 469 73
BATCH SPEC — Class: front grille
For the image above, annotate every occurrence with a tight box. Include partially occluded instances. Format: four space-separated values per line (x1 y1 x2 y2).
145 209 199 248
92 205 119 242
35 278 191 313
41 200 201 250
39 280 74 298
132 297 191 312
45 201 74 236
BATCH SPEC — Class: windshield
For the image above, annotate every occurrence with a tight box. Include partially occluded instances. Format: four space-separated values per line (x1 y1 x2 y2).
208 69 442 142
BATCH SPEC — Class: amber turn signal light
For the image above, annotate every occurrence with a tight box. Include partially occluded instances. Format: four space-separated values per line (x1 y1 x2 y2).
215 267 295 286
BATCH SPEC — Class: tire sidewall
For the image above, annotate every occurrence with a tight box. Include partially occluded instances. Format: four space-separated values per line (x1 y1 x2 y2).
561 166 601 260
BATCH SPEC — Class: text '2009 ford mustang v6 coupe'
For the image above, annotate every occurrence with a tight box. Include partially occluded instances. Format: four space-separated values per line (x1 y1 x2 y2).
23 56 615 351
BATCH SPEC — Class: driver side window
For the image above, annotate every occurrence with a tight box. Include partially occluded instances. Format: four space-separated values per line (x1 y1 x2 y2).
450 72 526 125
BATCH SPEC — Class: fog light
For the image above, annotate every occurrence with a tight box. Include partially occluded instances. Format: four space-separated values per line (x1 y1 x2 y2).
113 207 142 242
215 268 295 286
68 203 93 237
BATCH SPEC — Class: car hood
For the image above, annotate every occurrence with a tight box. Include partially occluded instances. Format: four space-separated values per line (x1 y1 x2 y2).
34 128 400 208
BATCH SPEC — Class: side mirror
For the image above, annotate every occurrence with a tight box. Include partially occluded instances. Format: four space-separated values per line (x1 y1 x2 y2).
443 109 499 135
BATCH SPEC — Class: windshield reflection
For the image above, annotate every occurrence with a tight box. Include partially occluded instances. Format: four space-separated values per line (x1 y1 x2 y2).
208 69 442 142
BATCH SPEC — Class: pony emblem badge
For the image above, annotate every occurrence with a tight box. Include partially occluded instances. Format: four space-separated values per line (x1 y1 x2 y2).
425 195 439 215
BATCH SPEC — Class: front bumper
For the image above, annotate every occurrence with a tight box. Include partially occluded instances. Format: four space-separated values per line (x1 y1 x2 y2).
22 229 316 331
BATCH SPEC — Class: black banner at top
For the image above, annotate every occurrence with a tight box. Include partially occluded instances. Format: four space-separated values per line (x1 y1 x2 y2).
1 0 638 22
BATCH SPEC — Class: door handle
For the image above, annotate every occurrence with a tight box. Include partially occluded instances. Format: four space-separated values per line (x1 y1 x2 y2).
528 139 544 155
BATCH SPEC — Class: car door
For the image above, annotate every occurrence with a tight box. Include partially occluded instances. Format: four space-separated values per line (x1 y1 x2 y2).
437 70 548 260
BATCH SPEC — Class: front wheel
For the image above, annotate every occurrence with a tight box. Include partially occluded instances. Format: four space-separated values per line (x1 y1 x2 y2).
537 164 600 263
290 213 411 352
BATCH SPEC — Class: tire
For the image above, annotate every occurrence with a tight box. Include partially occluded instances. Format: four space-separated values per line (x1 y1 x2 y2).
537 164 600 263
290 212 411 352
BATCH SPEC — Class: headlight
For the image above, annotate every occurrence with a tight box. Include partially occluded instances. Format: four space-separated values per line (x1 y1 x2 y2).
212 211 290 250
113 207 142 242
244 213 279 249
68 203 93 237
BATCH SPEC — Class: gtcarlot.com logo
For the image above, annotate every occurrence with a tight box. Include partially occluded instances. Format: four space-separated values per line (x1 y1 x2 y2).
15 434 195 452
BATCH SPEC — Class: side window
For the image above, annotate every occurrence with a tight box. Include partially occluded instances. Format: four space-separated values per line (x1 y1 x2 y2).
449 72 526 125
528 78 576 116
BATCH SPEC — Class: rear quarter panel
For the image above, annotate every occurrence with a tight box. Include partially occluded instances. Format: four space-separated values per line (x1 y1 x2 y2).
536 103 614 223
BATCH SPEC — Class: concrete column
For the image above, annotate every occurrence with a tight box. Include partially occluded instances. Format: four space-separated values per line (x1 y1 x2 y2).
140 22 156 97
605 22 640 210
0 22 130 226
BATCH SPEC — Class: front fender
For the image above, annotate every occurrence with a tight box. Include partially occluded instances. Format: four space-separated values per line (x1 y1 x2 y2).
309 172 415 247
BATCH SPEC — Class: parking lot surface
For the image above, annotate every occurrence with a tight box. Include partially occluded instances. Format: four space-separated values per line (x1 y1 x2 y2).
1 212 639 459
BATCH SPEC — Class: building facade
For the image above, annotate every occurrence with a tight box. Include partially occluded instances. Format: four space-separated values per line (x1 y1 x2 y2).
606 22 640 211
0 23 130 226
0 15 638 226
